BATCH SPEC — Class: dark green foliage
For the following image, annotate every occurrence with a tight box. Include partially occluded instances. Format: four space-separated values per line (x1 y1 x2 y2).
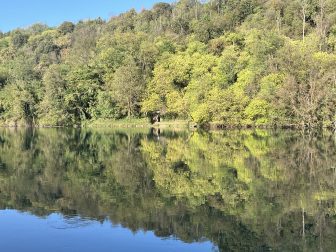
11 30 29 48
58 21 75 34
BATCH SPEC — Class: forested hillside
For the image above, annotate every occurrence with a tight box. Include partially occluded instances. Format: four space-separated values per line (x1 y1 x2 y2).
0 0 336 127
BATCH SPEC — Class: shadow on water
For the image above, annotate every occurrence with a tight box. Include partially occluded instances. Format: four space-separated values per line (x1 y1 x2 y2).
0 128 335 251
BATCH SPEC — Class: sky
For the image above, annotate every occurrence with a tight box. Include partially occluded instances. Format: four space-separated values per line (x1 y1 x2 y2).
0 0 174 32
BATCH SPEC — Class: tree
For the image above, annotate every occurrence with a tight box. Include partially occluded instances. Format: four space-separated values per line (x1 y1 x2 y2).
38 64 70 125
11 30 29 48
58 21 75 35
110 58 144 118
276 36 336 126
65 65 102 122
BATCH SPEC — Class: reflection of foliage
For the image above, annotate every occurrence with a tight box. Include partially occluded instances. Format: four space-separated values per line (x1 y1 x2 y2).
0 129 335 251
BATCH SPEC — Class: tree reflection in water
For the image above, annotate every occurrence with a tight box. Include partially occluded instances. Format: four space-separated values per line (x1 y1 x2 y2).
0 128 335 251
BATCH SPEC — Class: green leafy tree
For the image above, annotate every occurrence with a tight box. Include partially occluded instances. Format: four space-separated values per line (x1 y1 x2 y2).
109 58 144 118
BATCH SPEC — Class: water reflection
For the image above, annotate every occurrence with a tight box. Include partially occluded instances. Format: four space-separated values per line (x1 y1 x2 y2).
47 214 99 229
0 128 335 251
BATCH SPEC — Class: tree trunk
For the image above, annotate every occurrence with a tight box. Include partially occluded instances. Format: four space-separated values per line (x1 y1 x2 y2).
127 98 131 119
195 0 198 20
318 0 326 49
302 7 306 41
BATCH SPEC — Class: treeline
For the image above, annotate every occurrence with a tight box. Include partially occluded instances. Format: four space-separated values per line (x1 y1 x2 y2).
0 0 336 127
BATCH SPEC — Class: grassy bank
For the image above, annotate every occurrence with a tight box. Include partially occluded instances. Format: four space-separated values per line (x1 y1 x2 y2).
1 118 333 130
84 119 192 129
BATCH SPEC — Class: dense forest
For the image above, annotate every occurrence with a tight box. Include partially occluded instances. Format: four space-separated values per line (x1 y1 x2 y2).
0 128 335 251
0 0 336 127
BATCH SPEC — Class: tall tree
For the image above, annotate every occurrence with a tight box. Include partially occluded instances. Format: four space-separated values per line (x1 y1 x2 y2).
110 58 144 118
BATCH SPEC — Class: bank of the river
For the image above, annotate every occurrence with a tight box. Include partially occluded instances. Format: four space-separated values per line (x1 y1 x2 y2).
0 118 194 129
84 119 192 129
0 118 333 130
82 117 336 130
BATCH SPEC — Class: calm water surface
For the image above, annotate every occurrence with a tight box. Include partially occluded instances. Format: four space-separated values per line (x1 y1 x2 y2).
0 128 335 251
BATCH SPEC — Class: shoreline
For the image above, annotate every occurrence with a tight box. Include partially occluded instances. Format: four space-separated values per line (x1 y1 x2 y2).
0 119 334 131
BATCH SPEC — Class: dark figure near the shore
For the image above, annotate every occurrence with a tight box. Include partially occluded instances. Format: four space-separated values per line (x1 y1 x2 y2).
150 111 161 124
